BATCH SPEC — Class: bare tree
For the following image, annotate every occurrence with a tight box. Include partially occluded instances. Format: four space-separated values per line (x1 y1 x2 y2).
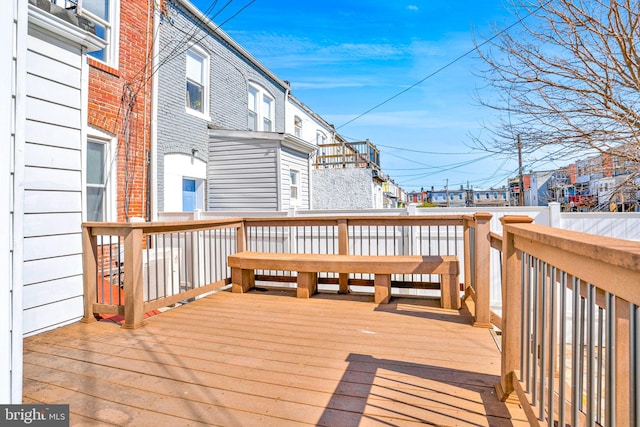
475 0 640 169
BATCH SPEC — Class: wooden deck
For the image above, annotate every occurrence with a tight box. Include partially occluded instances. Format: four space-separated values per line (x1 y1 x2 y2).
23 290 528 426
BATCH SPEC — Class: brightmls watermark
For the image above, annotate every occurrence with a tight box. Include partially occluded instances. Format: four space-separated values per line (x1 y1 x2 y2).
1 405 69 426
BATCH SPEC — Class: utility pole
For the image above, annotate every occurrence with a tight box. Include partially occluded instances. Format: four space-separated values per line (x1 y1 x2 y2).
517 134 524 206
445 179 449 207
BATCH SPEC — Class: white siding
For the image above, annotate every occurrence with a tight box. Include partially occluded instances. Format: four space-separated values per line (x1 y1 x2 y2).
208 137 279 211
281 147 310 210
21 27 85 336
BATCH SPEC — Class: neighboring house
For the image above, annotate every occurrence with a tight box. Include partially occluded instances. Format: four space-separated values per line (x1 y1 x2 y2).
473 188 510 207
156 0 315 213
2 0 104 403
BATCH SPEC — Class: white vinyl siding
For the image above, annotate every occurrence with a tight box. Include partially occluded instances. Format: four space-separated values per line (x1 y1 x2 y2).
22 26 86 335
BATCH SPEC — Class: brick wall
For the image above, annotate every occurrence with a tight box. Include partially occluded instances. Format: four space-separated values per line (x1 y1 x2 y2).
155 1 287 211
88 0 154 222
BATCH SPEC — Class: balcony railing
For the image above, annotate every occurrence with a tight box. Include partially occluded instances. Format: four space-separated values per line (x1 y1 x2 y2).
494 216 640 426
81 211 640 425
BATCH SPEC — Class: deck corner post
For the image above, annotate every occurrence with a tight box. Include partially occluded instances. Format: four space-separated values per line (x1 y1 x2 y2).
81 225 98 323
498 215 533 398
337 219 349 294
473 212 492 328
122 226 145 329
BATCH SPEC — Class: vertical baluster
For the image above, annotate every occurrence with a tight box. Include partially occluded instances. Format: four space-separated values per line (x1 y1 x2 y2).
572 277 582 426
632 303 639 427
532 258 540 401
558 271 567 427
586 283 595 426
547 266 557 426
597 304 604 425
605 292 615 427
539 261 547 420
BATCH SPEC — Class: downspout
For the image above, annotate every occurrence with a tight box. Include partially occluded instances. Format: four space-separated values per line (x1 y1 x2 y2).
150 0 160 221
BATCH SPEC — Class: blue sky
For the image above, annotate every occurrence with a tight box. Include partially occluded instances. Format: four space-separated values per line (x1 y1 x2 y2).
193 0 523 192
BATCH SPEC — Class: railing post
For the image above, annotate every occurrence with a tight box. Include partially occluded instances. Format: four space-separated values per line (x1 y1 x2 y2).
122 226 145 329
497 215 533 401
81 225 98 323
337 219 349 294
473 212 492 328
236 220 247 253
463 217 472 295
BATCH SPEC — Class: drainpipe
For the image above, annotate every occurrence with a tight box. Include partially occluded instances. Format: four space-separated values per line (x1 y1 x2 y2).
149 0 160 221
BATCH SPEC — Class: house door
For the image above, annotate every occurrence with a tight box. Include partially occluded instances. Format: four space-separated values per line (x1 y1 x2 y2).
182 178 196 211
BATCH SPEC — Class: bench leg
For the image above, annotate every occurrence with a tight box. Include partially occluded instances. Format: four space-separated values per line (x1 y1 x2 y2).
231 267 255 293
374 274 391 304
338 273 350 294
297 272 317 298
440 272 460 309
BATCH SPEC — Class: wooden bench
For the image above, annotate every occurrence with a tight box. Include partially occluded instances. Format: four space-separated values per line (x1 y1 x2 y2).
227 252 460 309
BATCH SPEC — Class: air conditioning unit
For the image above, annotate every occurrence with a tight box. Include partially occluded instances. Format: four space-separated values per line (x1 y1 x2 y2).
142 248 181 301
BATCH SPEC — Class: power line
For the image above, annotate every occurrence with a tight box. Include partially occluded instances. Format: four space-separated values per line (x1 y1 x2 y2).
336 1 550 130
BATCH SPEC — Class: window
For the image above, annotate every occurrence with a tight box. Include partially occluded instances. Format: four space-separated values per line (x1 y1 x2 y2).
86 140 106 221
316 131 327 145
186 46 208 116
493 192 498 199
294 116 302 137
290 170 299 204
248 84 274 131
81 0 119 65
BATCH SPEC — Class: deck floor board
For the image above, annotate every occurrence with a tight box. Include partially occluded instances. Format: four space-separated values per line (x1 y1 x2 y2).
23 289 528 426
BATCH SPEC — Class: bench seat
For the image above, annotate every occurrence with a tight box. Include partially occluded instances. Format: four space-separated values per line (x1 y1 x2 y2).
228 252 460 309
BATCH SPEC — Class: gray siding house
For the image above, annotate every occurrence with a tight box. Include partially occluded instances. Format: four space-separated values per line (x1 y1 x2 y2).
156 0 313 213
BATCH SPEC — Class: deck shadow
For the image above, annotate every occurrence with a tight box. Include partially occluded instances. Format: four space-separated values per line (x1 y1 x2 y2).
317 353 515 426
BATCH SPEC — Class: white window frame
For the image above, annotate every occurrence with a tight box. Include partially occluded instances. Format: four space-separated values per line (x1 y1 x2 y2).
316 131 327 145
294 116 302 138
78 0 120 67
290 169 300 205
185 45 209 118
247 83 274 132
85 128 116 222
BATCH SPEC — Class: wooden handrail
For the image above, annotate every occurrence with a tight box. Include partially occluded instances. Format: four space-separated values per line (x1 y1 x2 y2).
497 216 640 425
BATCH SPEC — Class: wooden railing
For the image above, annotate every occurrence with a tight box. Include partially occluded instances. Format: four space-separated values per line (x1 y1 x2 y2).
81 213 494 329
81 218 243 328
496 215 640 426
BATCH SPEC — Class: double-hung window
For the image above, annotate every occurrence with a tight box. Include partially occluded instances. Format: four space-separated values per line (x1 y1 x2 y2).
186 46 208 116
248 84 274 131
290 170 299 205
294 116 302 137
79 0 120 65
87 139 108 221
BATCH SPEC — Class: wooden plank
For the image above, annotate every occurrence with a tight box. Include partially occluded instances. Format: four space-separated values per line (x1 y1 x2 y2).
22 291 529 426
